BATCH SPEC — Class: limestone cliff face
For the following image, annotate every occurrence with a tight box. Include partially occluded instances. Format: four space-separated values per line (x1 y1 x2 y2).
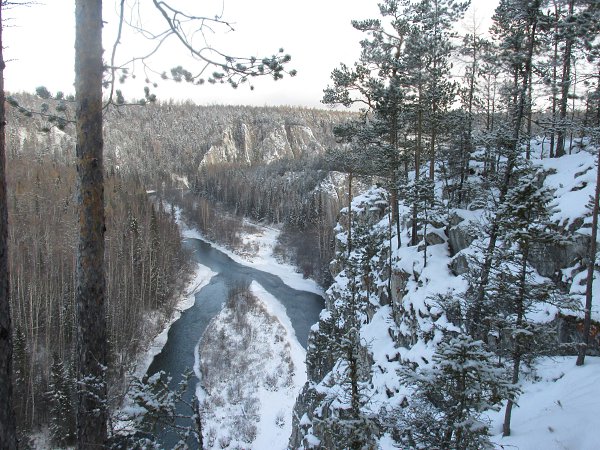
199 121 327 167
201 125 252 166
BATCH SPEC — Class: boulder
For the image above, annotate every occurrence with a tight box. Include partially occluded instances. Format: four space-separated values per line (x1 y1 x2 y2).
425 230 446 246
447 223 477 256
528 234 589 278
449 253 469 275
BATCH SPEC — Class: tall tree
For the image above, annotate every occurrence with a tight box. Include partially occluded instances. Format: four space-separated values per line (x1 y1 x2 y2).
576 65 600 366
493 166 562 436
74 0 108 447
470 0 543 337
555 0 575 157
323 0 412 246
70 2 293 447
0 1 18 448
403 0 469 180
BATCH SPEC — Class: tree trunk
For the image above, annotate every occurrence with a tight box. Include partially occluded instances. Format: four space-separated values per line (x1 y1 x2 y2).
576 144 600 366
549 0 560 158
503 242 529 436
347 170 353 256
458 32 477 206
556 0 575 157
472 4 539 337
0 3 18 447
412 101 422 246
75 0 108 448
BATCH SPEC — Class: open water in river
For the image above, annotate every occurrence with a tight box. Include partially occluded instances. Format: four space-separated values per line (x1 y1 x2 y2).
145 236 324 448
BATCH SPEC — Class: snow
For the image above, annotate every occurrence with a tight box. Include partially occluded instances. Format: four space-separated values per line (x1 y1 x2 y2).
196 281 307 449
487 356 600 450
539 150 597 229
569 269 600 323
250 282 307 450
178 209 324 296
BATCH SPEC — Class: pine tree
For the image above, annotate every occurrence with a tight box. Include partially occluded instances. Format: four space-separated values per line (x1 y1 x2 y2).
399 176 445 266
493 164 566 436
471 0 544 338
114 370 203 449
48 354 76 447
402 0 470 180
0 2 17 447
399 334 517 450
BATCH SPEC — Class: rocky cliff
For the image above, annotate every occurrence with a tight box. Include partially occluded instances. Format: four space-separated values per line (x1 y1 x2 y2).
289 150 600 449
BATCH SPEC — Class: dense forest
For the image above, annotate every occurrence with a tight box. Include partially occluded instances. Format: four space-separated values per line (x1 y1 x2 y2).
1 0 600 448
3 92 355 445
5 108 190 445
287 0 600 448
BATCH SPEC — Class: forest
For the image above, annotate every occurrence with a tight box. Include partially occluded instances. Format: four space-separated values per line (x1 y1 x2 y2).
1 0 600 449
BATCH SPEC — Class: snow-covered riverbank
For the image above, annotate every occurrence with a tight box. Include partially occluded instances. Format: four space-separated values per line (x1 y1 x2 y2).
194 280 307 449
173 209 319 448
178 212 324 296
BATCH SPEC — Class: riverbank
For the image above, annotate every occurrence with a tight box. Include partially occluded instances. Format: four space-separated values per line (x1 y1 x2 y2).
130 262 217 380
194 281 307 449
123 203 323 447
173 208 321 448
176 209 324 296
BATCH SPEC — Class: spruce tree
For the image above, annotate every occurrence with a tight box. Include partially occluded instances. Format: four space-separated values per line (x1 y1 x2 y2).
493 164 566 436
399 334 518 449
48 354 76 447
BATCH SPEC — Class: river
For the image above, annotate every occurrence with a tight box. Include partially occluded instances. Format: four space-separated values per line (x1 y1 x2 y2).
145 236 324 448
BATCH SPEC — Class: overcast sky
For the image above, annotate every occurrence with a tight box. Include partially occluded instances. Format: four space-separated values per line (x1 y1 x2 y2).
4 0 498 108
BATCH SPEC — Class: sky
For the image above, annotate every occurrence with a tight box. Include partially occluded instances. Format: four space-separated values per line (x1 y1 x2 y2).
3 0 498 109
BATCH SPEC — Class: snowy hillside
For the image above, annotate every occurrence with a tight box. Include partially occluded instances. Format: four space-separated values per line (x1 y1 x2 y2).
487 356 600 450
290 148 600 449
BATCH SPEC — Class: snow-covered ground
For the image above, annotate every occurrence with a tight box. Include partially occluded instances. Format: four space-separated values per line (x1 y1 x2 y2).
250 282 308 450
487 356 600 450
195 281 306 449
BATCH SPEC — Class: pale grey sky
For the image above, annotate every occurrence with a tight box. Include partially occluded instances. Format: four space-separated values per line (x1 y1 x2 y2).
3 0 497 108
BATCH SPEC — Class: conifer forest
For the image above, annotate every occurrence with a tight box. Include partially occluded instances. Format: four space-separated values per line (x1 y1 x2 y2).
1 0 600 449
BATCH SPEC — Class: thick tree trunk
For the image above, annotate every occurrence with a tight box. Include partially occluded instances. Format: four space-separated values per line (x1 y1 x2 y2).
0 3 18 447
75 0 108 448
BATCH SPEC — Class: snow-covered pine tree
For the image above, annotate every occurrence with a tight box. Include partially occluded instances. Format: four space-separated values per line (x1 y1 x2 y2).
401 0 470 181
323 0 412 245
493 163 568 436
399 176 446 266
470 0 544 338
48 353 76 447
398 333 518 449
291 188 391 449
113 369 202 449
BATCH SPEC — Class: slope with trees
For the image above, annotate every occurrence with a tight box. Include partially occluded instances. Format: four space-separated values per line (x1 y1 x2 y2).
290 0 600 448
